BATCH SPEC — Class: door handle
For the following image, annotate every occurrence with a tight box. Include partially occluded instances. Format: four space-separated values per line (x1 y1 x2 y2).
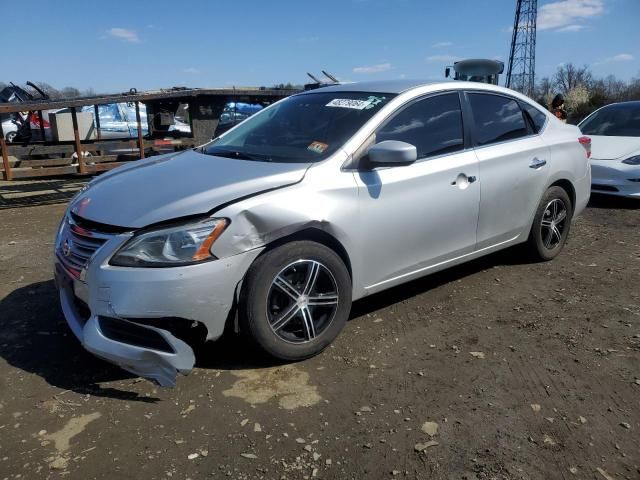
529 158 547 169
451 173 477 188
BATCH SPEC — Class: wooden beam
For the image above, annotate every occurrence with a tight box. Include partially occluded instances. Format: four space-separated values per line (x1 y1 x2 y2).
9 165 78 179
38 111 46 142
84 161 129 173
7 138 197 158
0 87 298 114
93 104 102 141
8 144 85 156
86 155 120 164
71 107 86 174
0 120 11 180
135 101 144 159
2 158 73 169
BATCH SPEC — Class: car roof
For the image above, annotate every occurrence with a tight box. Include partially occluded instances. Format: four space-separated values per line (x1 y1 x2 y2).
296 80 535 101
298 80 451 95
600 100 640 109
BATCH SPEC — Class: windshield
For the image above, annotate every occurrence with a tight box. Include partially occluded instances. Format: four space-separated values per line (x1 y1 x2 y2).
580 104 640 137
203 91 395 162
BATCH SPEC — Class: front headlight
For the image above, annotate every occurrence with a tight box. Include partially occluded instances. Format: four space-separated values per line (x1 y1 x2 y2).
110 217 228 267
622 155 640 165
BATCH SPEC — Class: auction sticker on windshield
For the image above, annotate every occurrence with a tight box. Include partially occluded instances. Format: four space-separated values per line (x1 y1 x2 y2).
326 99 373 110
307 141 329 154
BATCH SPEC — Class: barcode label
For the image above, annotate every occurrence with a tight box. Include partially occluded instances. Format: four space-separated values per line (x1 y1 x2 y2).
325 99 373 110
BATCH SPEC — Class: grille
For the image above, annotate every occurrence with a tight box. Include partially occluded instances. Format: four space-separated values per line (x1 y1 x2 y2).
56 215 113 279
98 317 175 354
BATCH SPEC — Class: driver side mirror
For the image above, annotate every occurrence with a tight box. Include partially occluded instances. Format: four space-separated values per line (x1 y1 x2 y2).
367 140 417 166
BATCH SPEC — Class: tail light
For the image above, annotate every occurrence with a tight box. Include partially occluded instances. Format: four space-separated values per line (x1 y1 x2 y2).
578 136 591 159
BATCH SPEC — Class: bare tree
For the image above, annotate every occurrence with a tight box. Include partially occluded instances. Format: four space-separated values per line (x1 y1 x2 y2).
553 64 592 95
60 87 81 98
534 76 554 106
28 82 62 99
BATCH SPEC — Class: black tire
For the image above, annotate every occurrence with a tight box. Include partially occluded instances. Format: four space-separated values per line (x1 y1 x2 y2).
5 131 16 143
526 186 573 261
239 241 352 361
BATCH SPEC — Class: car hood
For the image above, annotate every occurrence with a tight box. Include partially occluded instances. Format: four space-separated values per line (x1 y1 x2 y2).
588 135 640 160
70 150 310 228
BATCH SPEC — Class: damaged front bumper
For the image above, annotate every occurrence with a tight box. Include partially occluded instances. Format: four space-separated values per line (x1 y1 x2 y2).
54 225 263 387
57 276 194 387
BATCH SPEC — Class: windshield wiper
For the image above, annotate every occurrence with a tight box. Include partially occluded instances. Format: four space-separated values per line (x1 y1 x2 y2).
204 148 273 162
204 149 254 160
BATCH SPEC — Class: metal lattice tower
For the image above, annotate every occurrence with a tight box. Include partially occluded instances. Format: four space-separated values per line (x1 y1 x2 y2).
506 0 537 96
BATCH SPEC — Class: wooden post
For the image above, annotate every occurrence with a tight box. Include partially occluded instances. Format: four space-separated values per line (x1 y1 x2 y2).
71 107 86 174
0 120 12 181
187 102 193 136
135 101 144 159
93 104 101 141
38 110 46 142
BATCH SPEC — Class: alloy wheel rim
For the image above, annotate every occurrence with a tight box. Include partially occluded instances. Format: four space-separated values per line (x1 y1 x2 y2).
266 259 339 344
540 198 568 250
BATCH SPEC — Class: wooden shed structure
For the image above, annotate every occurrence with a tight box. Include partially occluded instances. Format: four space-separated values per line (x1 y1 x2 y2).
0 86 299 180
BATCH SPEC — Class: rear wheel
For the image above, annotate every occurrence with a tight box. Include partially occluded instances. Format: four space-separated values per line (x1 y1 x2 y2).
526 186 572 261
239 241 352 360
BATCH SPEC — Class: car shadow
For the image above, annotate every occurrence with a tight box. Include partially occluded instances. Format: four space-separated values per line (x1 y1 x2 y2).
0 280 160 402
0 246 530 398
587 193 640 210
349 246 528 319
0 279 284 400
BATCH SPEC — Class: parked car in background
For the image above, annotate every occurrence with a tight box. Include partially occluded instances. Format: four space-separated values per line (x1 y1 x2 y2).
79 103 149 139
169 118 191 134
1 114 17 142
0 81 53 143
1 111 53 143
578 101 640 197
215 102 263 136
54 80 591 387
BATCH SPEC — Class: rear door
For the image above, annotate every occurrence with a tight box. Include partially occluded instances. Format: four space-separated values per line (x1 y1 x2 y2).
466 92 550 249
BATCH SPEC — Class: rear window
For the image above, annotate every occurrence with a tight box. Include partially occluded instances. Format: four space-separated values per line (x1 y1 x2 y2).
579 104 640 137
469 93 528 146
521 102 547 133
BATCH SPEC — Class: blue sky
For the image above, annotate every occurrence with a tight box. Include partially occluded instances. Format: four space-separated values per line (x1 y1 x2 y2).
2 0 638 92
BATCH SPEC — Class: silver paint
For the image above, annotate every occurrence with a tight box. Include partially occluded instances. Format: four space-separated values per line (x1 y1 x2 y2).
55 81 591 386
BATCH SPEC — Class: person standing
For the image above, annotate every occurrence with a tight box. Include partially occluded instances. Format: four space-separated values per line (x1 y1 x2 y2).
551 94 568 123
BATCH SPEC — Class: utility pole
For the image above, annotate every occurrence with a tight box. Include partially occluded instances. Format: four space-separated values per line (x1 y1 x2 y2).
506 0 537 97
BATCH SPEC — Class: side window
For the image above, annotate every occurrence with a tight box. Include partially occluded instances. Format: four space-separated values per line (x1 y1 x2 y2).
468 93 528 146
376 93 464 159
521 101 547 134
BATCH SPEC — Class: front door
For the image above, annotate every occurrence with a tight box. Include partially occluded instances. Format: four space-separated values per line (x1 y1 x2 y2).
355 92 480 292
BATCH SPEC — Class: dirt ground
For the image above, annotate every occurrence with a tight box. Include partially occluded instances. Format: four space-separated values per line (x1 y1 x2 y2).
0 179 639 480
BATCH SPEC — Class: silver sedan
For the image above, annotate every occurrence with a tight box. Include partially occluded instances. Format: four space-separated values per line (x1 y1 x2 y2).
54 80 591 386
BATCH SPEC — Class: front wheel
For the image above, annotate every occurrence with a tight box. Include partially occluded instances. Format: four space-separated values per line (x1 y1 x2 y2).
526 186 573 261
239 241 352 360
